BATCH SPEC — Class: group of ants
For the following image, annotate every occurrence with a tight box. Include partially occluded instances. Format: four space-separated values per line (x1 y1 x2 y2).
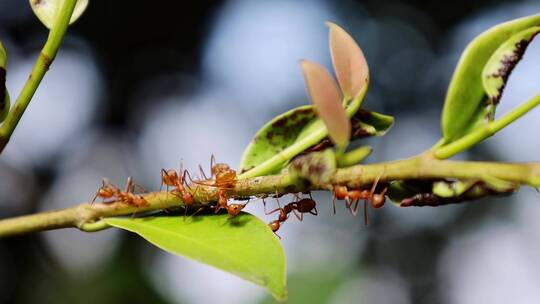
92 156 387 237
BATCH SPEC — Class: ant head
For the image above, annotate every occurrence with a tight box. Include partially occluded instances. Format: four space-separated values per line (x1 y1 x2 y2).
162 169 178 185
134 195 148 207
212 163 231 176
371 190 386 209
334 185 348 197
227 203 246 216
268 220 280 233
98 187 115 198
183 193 194 205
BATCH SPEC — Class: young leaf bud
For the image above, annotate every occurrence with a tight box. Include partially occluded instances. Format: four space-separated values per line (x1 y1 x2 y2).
300 60 351 151
326 22 369 100
30 0 88 29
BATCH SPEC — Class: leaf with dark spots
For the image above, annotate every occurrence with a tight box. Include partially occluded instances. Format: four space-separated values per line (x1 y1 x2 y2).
239 105 317 174
441 14 540 143
239 107 393 176
482 26 540 111
289 148 337 186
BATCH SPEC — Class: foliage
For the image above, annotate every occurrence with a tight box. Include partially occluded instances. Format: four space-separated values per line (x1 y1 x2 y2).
105 213 287 301
0 4 540 301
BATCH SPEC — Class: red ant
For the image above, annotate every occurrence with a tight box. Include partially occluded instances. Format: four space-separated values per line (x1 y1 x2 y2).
92 177 148 207
266 193 318 237
212 188 249 216
198 154 237 188
332 172 387 225
160 165 201 217
193 155 242 216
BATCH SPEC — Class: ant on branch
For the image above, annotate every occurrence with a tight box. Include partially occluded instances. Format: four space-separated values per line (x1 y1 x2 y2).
266 192 318 238
160 164 202 218
192 155 245 217
92 177 148 207
198 154 237 189
332 172 387 225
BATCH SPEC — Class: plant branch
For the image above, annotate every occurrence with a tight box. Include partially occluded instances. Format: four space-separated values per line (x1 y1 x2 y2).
434 93 540 159
0 0 77 152
2 155 540 237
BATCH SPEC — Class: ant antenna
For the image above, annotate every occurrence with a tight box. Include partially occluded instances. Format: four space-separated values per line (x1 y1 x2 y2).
198 164 209 180
211 154 216 171
160 169 167 192
275 190 282 209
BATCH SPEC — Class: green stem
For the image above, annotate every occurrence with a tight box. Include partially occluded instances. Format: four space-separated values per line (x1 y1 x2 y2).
2 156 540 237
0 0 77 152
434 93 540 159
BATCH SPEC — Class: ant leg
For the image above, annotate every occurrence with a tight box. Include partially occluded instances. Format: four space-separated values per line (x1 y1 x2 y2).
125 177 134 193
210 154 216 173
160 169 165 191
265 207 282 216
183 170 194 190
179 159 185 180
291 209 303 221
363 199 369 226
262 197 268 213
91 190 100 204
310 206 318 216
132 182 146 193
332 194 337 215
91 179 107 204
350 199 360 216
265 195 282 216
274 190 282 208
198 164 209 180
188 206 205 219
184 205 189 220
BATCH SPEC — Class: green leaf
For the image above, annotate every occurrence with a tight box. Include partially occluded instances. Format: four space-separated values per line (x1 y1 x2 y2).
30 0 88 29
239 105 317 175
237 89 371 179
482 26 540 109
238 99 390 180
441 14 540 143
104 213 287 301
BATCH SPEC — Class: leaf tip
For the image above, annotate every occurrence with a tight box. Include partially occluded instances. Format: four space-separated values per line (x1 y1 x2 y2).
327 21 369 100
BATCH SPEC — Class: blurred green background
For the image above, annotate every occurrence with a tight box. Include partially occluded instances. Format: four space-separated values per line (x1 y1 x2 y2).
1 1 540 303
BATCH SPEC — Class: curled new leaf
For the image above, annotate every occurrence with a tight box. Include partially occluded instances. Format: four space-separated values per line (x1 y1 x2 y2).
482 26 540 110
300 60 350 151
327 22 369 100
0 42 8 123
30 0 88 29
441 14 540 143
105 214 287 301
